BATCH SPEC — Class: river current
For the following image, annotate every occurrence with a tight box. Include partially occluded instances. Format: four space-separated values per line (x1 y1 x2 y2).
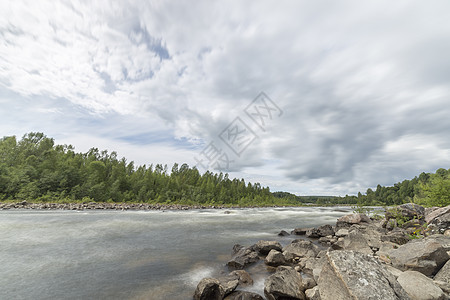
0 207 352 299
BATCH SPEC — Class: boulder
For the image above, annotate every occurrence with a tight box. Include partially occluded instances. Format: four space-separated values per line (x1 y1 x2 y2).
227 247 259 270
217 275 239 295
337 213 370 224
265 249 287 267
388 238 449 276
298 257 326 277
264 266 306 300
303 277 317 290
343 229 373 255
278 230 290 236
425 205 450 224
397 270 446 300
228 270 254 286
318 250 410 300
335 228 349 237
393 203 425 220
292 228 309 235
381 229 410 246
317 224 334 237
224 291 264 300
306 228 320 238
305 286 320 300
426 207 450 234
283 240 320 261
194 278 225 300
434 259 450 284
254 240 282 255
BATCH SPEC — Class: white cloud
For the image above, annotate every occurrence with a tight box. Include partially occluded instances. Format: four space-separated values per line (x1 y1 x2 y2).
1 0 450 195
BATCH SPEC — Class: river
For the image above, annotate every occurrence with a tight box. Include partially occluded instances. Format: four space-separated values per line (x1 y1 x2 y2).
0 206 352 299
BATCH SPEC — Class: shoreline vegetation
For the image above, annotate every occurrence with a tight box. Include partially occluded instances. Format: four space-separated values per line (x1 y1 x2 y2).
1 132 449 208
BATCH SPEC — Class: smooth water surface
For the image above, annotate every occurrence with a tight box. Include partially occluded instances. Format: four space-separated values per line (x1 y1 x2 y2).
0 207 352 299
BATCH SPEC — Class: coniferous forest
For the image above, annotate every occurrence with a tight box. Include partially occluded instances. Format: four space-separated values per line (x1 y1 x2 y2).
0 133 449 207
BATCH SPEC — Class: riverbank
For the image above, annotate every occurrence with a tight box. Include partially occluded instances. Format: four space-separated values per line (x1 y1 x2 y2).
193 203 450 299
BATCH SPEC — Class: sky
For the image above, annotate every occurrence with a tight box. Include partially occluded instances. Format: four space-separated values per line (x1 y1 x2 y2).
1 0 450 196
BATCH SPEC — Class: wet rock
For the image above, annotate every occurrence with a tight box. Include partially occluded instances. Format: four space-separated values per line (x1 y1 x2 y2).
224 291 264 300
306 228 320 238
388 238 449 276
228 270 254 286
318 250 409 300
317 224 334 237
264 266 306 300
254 240 282 255
434 259 450 284
194 278 225 300
283 240 320 261
292 228 309 235
265 249 287 267
278 230 290 236
227 247 259 270
397 270 446 300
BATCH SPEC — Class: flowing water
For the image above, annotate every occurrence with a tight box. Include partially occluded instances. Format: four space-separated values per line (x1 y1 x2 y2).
0 206 352 299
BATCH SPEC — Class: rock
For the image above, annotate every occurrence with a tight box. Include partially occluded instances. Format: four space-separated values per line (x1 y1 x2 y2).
337 213 370 224
283 240 320 261
224 291 264 300
381 229 410 246
303 277 317 290
394 203 425 220
194 278 225 300
254 240 282 255
335 228 349 237
433 280 450 294
318 250 410 300
388 238 449 276
343 229 373 255
228 270 254 286
305 286 320 300
217 275 240 295
425 205 450 224
265 249 287 267
445 229 450 237
306 228 320 238
278 230 290 236
376 241 400 262
317 224 334 237
298 257 326 277
227 247 259 270
386 218 398 231
434 259 450 283
397 270 446 300
425 235 450 251
292 228 309 235
264 266 306 300
427 207 450 234
385 265 404 278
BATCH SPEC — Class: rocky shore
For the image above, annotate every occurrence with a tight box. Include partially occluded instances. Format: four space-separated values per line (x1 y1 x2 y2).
194 203 450 300
0 201 241 211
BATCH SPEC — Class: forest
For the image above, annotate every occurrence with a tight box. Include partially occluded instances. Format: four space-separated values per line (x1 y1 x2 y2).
0 133 449 207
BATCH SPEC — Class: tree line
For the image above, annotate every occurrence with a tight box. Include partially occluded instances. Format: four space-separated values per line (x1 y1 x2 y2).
0 133 448 207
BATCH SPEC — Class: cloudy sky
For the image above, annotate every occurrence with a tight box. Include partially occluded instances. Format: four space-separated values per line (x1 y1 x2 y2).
1 0 450 196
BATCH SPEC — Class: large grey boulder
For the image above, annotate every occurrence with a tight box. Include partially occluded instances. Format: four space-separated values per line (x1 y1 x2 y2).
227 246 259 270
388 238 449 276
317 224 334 237
318 250 410 300
283 240 320 261
254 240 282 255
381 229 410 246
425 206 450 224
426 206 450 234
343 228 373 255
434 259 450 283
337 213 371 224
306 227 321 238
194 278 225 300
397 270 446 300
224 291 264 300
264 266 306 300
387 203 425 221
265 249 287 267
